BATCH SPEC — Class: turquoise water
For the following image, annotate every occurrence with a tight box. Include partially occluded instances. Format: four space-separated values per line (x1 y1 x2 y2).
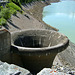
42 0 75 44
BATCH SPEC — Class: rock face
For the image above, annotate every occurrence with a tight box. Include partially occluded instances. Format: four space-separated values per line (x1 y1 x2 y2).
0 61 32 75
37 68 71 75
37 65 75 75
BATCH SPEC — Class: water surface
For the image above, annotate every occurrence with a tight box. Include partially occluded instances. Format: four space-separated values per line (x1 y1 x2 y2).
43 0 75 44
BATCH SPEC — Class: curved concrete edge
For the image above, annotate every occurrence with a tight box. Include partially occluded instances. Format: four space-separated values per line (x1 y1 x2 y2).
12 41 69 51
11 29 69 52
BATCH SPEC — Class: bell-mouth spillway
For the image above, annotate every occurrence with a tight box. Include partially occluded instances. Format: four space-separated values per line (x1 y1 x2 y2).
11 29 69 74
11 29 69 51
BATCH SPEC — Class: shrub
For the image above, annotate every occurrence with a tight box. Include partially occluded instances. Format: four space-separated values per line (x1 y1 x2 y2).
0 17 7 26
0 6 3 11
0 8 11 20
9 7 17 15
6 2 21 12
9 0 22 7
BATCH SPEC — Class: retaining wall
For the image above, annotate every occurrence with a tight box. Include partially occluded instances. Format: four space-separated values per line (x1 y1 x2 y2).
0 28 11 62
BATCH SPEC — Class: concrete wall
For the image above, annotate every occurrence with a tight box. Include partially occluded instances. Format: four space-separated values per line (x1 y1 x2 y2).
0 28 11 60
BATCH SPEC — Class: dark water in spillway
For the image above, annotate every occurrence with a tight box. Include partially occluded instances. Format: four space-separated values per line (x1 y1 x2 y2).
42 0 75 44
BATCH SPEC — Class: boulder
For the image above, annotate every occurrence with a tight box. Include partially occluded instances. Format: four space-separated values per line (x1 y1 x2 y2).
0 61 32 75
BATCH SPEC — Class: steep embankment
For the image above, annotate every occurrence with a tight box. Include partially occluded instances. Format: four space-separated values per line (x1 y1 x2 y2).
22 0 75 67
6 12 46 32
5 1 54 32
22 0 59 31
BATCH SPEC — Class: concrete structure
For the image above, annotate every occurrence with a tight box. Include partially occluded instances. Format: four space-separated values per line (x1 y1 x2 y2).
0 28 11 59
11 29 69 74
0 28 32 75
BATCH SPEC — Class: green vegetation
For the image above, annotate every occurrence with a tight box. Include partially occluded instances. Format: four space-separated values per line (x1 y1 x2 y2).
0 5 17 26
8 0 22 7
0 0 45 27
6 2 21 12
0 8 11 20
0 6 3 11
0 1 23 27
0 17 7 26
0 6 11 26
9 7 17 15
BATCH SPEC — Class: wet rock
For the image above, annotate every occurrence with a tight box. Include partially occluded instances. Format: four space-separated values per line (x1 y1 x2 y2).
0 61 32 75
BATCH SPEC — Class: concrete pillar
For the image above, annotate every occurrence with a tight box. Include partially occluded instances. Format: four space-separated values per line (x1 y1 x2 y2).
0 28 11 62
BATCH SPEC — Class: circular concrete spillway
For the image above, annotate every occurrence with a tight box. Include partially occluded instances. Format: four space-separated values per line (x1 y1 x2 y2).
11 29 69 74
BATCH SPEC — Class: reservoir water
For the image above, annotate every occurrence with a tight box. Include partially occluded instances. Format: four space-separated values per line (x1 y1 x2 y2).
42 0 75 44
